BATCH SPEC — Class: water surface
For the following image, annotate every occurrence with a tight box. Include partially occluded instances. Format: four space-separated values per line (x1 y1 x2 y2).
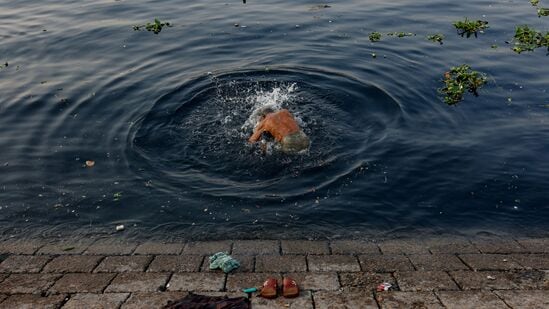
0 0 548 240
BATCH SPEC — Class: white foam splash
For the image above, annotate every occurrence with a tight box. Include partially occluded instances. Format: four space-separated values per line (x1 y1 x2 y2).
241 83 298 133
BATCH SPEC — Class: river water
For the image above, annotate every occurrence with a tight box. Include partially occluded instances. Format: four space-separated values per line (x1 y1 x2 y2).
0 0 548 240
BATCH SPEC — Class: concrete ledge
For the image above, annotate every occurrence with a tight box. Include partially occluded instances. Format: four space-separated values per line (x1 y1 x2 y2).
0 236 547 308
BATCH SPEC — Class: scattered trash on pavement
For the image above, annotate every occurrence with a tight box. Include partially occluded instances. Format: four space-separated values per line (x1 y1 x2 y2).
376 282 393 292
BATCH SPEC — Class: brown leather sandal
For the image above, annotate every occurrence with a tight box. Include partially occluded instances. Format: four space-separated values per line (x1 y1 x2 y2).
260 278 278 299
282 277 299 298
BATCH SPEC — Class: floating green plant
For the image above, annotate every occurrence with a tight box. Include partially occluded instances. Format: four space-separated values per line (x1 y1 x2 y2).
511 25 549 53
427 33 445 44
531 0 539 6
439 64 487 105
369 32 381 42
387 32 415 37
538 8 549 16
453 18 489 37
133 18 172 34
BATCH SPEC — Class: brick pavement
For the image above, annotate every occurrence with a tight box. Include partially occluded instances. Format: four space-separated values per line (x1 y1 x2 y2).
0 236 547 308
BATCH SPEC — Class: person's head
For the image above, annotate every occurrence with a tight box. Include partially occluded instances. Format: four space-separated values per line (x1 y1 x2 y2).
258 107 275 119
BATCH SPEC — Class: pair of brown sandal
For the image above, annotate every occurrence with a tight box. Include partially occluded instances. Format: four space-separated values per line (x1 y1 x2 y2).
260 277 299 299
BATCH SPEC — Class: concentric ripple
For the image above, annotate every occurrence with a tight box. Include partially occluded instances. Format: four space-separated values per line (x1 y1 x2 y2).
127 68 403 199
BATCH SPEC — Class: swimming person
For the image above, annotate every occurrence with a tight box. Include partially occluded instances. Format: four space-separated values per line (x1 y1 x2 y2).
248 108 310 154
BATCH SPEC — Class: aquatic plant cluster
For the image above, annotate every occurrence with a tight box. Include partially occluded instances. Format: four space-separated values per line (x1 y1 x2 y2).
453 18 489 37
133 18 172 34
439 65 487 106
512 25 549 53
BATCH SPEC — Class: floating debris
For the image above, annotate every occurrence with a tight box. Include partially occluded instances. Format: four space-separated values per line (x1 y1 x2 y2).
113 192 123 201
439 64 487 105
427 33 445 44
453 18 489 37
310 4 331 11
511 25 549 53
116 224 125 231
369 32 381 42
531 0 539 6
387 32 415 37
133 19 172 34
85 160 95 167
538 8 549 17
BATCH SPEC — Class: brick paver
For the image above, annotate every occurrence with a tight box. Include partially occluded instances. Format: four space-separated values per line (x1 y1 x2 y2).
395 271 459 291
134 243 183 255
0 273 61 294
168 273 225 292
340 272 395 290
255 255 306 272
359 254 414 272
50 273 115 293
494 290 549 308
511 254 549 269
84 240 137 255
252 291 313 309
0 241 42 255
471 238 527 254
37 240 93 255
375 291 444 309
436 290 509 309
307 255 360 272
284 272 340 291
120 292 187 309
281 240 329 255
62 293 129 309
459 253 523 270
424 237 479 254
42 255 103 273
378 239 429 254
0 255 52 273
0 235 547 308
330 240 380 254
147 255 203 272
182 241 232 255
449 270 518 290
314 289 378 308
0 294 66 308
408 254 469 271
105 272 169 293
232 240 279 255
95 256 152 273
516 238 549 253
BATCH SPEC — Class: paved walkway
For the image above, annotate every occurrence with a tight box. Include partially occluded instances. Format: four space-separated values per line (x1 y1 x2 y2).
0 236 547 308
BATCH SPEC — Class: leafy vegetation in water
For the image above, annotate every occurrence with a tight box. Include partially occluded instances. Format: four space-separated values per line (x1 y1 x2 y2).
530 0 539 6
427 34 445 44
387 32 415 37
133 19 172 34
0 61 7 69
511 25 549 53
439 64 487 105
369 32 381 42
453 18 489 37
538 8 549 16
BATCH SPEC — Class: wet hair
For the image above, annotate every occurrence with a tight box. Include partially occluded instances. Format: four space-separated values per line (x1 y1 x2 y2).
258 107 275 117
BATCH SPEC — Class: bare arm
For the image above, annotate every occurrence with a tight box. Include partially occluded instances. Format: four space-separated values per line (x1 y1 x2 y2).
248 121 265 143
